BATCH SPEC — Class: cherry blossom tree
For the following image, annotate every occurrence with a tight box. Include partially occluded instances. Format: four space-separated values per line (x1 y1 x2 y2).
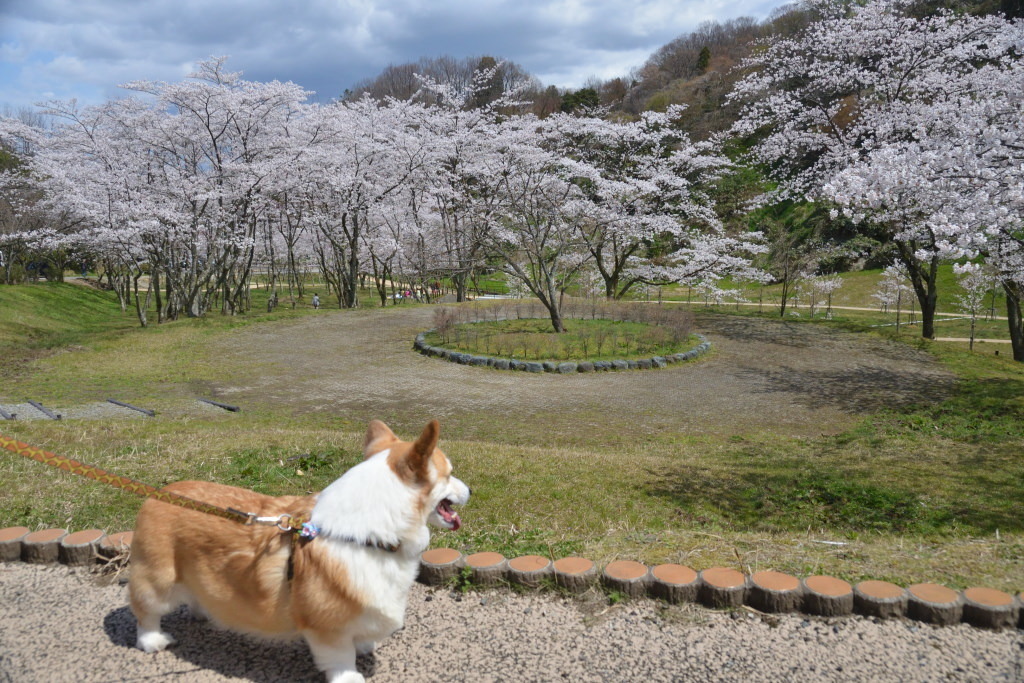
2 56 763 336
1 58 314 325
482 116 587 333
542 106 761 299
873 262 916 333
120 57 313 318
955 263 999 351
796 272 843 318
729 0 1024 340
408 67 528 302
821 21 1024 358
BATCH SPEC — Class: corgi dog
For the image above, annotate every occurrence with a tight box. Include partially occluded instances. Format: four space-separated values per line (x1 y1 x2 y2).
129 419 469 683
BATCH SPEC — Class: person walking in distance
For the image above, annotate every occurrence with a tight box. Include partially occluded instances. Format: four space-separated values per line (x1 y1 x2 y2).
312 293 320 310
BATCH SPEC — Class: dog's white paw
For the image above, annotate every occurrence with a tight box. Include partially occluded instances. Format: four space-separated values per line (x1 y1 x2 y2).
327 672 365 683
137 630 176 653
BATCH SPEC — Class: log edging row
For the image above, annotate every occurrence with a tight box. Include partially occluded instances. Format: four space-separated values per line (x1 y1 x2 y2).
3 527 1020 631
0 526 133 566
418 548 1022 631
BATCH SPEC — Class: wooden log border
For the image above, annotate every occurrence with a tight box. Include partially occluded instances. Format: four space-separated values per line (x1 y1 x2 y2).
3 530 1021 631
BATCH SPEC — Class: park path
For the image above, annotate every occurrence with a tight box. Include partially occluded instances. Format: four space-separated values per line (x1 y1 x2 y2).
1 562 1021 683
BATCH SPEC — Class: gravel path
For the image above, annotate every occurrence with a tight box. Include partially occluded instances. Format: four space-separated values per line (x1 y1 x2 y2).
1 563 1021 683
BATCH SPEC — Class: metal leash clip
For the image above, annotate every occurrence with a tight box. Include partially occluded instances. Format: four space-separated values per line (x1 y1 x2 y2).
227 509 294 531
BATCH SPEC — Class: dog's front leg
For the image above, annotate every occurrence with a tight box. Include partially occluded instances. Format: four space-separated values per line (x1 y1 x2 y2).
305 633 364 683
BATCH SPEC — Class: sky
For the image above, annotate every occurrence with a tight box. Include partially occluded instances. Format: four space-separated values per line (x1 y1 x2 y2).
0 0 786 112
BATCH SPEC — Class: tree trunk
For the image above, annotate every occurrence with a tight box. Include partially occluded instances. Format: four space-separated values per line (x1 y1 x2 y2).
779 274 791 317
452 271 469 303
340 214 360 309
153 267 164 324
896 243 939 340
1004 280 1024 362
547 304 567 333
132 271 151 328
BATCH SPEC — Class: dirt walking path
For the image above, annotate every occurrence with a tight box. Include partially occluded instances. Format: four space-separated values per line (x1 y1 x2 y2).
2 563 1021 683
205 307 955 442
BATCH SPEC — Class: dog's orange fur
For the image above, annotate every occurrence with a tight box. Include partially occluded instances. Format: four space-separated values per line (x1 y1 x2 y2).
130 482 363 637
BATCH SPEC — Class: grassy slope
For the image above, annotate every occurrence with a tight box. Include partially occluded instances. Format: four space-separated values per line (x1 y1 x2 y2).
0 282 132 348
1 282 1022 591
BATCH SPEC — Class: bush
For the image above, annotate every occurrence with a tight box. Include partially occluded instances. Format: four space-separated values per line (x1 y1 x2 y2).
433 307 457 343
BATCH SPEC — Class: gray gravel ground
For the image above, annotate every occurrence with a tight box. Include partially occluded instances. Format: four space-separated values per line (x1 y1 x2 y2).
1 563 1021 682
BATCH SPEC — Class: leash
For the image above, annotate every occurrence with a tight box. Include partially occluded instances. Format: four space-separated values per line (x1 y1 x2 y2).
0 433 310 534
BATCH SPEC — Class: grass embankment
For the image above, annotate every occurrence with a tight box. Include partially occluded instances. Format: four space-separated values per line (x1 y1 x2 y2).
1 282 1022 592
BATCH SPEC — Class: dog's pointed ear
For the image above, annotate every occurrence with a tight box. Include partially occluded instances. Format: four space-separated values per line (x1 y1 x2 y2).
364 419 398 458
408 419 440 478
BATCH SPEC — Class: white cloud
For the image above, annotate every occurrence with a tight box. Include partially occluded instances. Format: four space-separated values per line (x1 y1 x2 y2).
0 0 788 109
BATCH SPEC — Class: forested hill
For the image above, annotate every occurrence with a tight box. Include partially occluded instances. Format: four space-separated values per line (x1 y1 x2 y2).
610 0 1020 136
347 0 1022 138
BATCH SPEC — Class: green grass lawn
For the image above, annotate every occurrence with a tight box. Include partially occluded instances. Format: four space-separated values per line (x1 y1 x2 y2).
1 281 1023 592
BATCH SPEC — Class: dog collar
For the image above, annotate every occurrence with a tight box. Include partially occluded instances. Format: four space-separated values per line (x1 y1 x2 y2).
302 522 399 553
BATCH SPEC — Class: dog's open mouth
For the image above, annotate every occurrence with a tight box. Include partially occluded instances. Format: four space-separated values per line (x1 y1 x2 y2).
436 498 461 531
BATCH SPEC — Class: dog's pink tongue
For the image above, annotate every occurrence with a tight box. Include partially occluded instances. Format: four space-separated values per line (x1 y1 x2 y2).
438 500 462 530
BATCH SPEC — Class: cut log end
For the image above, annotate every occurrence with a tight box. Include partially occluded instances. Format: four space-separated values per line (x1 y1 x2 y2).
553 557 597 594
465 551 507 587
0 526 30 562
507 555 553 589
749 571 804 613
698 567 749 609
602 560 649 598
649 564 699 604
802 575 854 616
961 587 1018 630
21 528 68 564
59 529 106 567
905 583 962 626
854 580 908 619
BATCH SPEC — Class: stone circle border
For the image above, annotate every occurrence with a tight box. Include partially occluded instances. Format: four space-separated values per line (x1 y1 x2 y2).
413 327 711 373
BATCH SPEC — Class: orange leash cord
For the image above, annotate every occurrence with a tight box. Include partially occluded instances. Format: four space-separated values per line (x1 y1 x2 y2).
0 433 308 531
